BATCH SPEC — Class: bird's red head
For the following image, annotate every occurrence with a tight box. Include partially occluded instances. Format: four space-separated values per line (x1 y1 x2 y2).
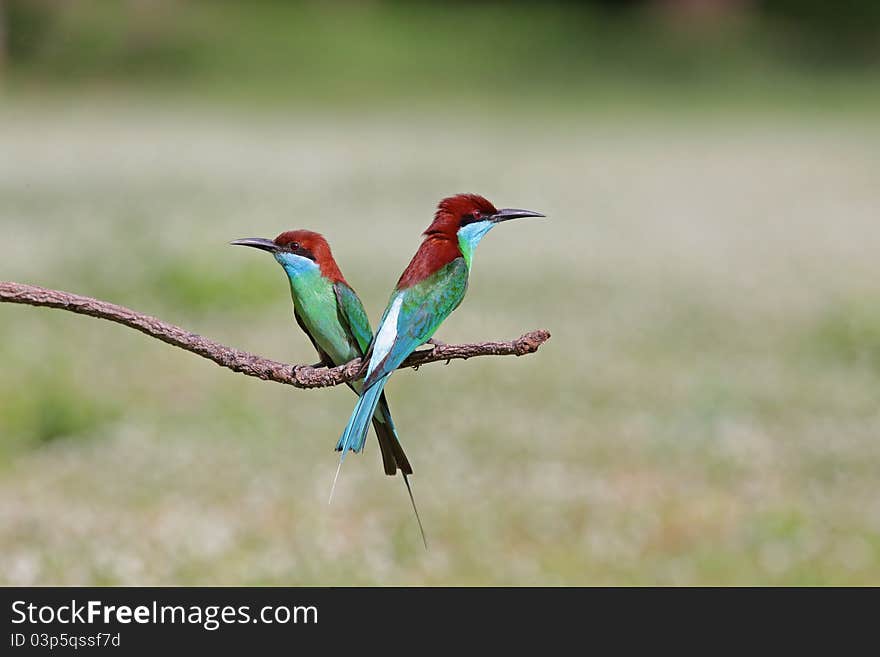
271 229 347 283
230 229 347 283
396 193 544 289
423 194 499 237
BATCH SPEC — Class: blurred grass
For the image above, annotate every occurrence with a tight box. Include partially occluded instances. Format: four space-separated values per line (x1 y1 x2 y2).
1 105 879 585
808 301 880 374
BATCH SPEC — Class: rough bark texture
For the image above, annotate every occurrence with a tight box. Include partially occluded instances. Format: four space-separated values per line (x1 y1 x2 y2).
0 282 551 389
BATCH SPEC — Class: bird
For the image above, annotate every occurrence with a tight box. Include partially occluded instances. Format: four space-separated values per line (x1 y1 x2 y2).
230 229 426 546
333 194 544 499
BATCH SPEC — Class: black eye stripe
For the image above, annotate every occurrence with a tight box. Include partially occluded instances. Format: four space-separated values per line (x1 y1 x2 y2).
291 245 316 261
278 241 316 261
460 212 482 226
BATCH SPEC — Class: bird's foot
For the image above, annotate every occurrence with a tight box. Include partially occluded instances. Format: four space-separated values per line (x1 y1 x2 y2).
426 338 452 364
412 340 447 370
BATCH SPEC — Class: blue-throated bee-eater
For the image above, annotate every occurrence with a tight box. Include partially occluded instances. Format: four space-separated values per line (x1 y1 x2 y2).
333 194 544 499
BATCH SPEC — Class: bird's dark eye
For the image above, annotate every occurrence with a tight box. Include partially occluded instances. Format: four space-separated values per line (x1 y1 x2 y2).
289 241 300 250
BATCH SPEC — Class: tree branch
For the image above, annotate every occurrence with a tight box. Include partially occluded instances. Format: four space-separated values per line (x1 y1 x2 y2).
0 282 551 389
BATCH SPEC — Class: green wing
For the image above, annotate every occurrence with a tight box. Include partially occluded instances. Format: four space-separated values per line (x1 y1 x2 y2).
365 257 468 387
333 281 374 356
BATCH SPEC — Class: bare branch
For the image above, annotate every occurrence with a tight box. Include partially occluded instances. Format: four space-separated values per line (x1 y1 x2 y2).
0 282 551 389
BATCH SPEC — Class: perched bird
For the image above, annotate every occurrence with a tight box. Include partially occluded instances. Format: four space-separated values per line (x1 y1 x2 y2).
333 194 544 497
230 230 425 545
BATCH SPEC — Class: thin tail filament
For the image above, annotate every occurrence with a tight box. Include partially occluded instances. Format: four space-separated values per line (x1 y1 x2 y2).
402 473 428 550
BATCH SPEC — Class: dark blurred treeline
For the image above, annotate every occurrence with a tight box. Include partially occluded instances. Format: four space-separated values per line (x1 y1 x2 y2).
1 0 878 103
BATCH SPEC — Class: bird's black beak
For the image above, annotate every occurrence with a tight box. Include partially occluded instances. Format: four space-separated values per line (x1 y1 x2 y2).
489 208 546 223
230 237 279 253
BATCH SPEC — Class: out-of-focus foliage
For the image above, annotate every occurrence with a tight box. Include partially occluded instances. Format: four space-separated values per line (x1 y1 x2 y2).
1 1 878 107
762 0 880 61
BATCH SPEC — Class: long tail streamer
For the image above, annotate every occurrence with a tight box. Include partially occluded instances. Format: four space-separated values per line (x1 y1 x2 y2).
402 473 428 550
328 453 346 504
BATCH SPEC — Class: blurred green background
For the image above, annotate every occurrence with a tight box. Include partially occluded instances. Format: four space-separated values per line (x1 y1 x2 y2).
1 0 879 585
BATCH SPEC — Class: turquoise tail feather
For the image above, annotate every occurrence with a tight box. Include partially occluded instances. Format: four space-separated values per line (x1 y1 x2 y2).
336 375 390 455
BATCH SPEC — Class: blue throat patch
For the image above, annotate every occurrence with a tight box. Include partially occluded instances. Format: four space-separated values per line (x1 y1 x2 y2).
457 220 494 268
274 252 320 278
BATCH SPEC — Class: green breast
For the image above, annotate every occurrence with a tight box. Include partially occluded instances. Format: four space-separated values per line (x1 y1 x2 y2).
289 273 359 365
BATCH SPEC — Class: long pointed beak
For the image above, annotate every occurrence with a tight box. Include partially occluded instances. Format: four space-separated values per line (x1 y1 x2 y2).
490 208 546 223
230 237 279 252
